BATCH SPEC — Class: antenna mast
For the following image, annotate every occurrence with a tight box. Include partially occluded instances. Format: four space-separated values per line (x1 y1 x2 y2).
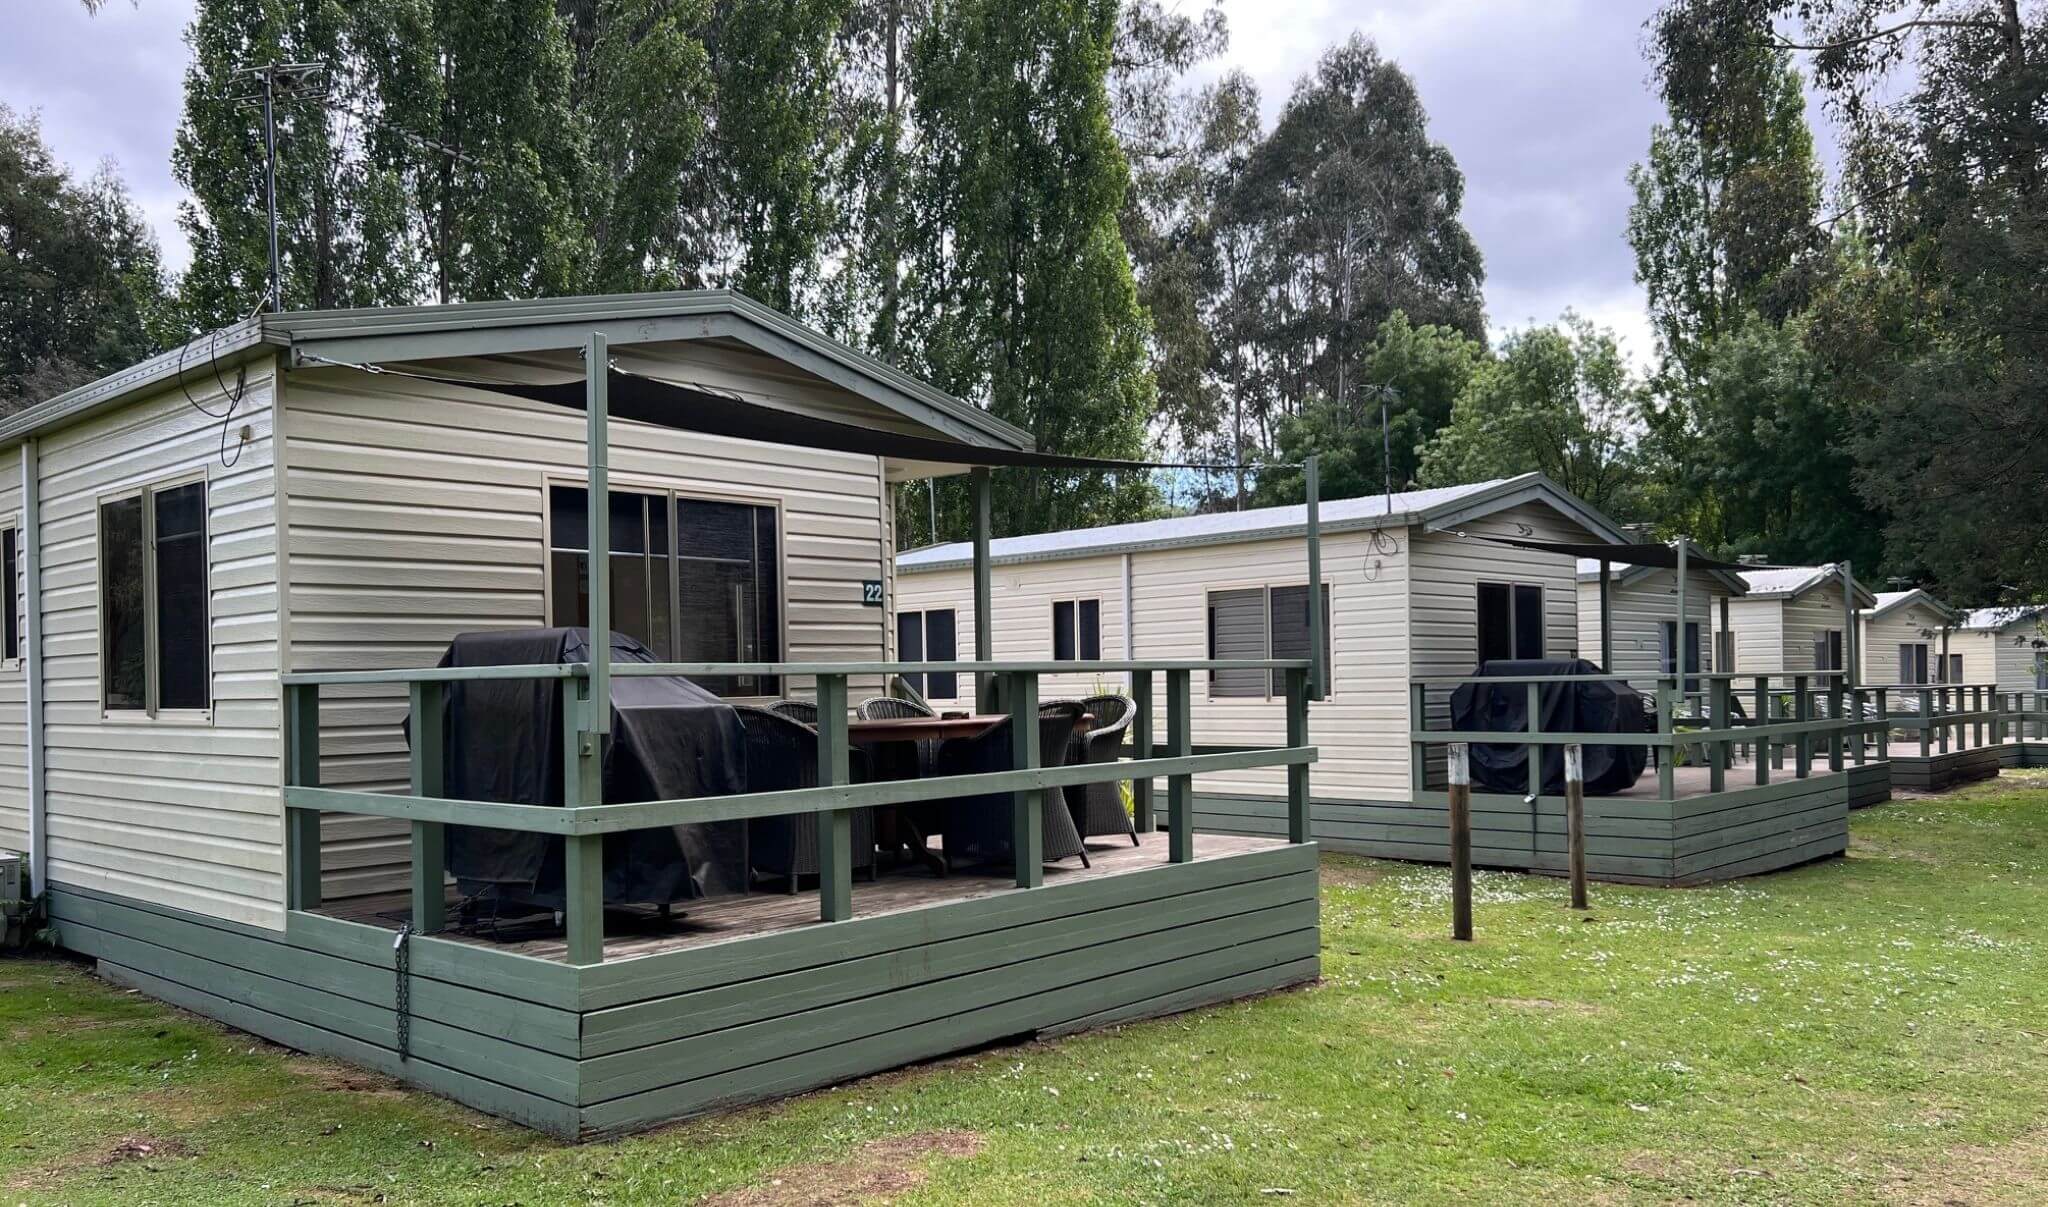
230 61 328 312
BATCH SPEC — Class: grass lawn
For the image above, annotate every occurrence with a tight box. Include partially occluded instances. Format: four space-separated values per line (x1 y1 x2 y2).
6 773 2048 1205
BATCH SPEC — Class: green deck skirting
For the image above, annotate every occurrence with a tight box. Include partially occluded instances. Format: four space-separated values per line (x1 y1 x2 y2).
1890 746 2001 792
43 841 1320 1139
1998 742 2048 770
1192 775 1862 887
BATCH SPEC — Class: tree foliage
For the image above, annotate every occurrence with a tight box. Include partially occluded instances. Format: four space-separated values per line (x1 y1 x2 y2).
1416 315 1641 516
1 106 176 412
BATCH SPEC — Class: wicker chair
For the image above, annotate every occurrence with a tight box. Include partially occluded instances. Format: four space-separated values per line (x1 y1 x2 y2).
732 705 875 891
1045 694 1138 845
857 695 941 777
934 703 1090 870
767 698 818 726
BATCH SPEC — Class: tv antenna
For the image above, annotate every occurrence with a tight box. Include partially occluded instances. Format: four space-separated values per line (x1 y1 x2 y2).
231 61 328 312
1363 383 1400 517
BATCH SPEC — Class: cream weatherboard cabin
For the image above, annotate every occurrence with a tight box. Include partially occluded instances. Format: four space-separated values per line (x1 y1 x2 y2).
1574 544 1748 680
1859 589 1961 686
0 292 1325 1137
1727 565 1874 675
896 480 1883 884
1955 605 2048 693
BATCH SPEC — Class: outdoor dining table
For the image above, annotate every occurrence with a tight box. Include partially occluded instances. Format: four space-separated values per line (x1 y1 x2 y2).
848 711 1094 874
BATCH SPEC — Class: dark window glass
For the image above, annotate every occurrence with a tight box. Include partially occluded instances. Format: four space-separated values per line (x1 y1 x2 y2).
100 495 147 710
1269 584 1331 697
1476 582 1513 665
1815 629 1844 672
925 608 957 700
1207 588 1267 697
547 484 674 659
1513 584 1544 659
675 497 781 696
1660 620 1702 693
1078 599 1101 660
153 482 208 710
1949 653 1964 685
1901 643 1928 684
1052 600 1077 661
3 527 16 660
896 610 926 696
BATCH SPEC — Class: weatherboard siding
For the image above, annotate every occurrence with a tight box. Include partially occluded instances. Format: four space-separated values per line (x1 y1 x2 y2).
0 465 24 857
894 527 1412 803
282 353 894 900
1780 584 1852 673
33 363 285 929
1407 502 1597 781
1860 601 1953 685
1575 568 1729 679
1726 598 1783 674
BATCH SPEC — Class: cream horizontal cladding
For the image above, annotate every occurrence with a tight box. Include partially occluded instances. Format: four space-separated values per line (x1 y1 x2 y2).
282 347 894 898
1407 501 1600 781
1726 598 1783 674
1780 583 1850 672
890 553 1128 709
0 462 24 856
1860 601 1953 685
32 360 284 928
1576 568 1729 678
1141 529 1408 803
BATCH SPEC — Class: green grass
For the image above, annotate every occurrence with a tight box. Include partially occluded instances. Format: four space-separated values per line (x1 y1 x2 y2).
8 773 2048 1205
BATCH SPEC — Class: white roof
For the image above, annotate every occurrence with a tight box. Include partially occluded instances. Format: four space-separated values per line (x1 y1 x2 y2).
1738 566 1829 596
1862 588 1955 622
1961 604 2048 632
897 475 1594 572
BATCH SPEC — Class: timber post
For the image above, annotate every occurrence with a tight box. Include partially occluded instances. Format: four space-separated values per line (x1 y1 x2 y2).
1448 741 1473 942
1564 742 1588 911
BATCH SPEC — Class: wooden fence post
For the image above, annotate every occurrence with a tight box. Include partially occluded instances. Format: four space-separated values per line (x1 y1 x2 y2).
562 676 605 966
408 681 446 934
1565 742 1588 911
1007 671 1044 888
1132 669 1155 833
1286 666 1310 843
1793 674 1811 779
816 673 854 918
1448 741 1473 942
1166 668 1194 863
1708 677 1729 793
284 682 323 912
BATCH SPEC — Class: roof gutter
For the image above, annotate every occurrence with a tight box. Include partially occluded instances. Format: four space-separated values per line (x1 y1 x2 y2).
0 317 274 449
899 509 1429 574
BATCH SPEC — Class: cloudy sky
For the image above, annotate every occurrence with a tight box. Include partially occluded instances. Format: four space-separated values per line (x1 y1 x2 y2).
7 0 1705 363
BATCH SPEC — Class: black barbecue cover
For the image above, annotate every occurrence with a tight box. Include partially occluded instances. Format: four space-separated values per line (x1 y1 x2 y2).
425 627 749 907
1448 659 1648 796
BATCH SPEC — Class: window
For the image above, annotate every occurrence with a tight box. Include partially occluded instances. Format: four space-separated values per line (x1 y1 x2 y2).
1948 653 1964 684
1661 620 1703 691
2 526 17 662
1898 642 1929 685
2036 654 2046 692
1268 584 1331 695
547 483 781 697
1813 629 1844 672
1477 582 1544 664
100 480 209 714
896 608 958 700
1206 584 1331 699
1051 598 1100 662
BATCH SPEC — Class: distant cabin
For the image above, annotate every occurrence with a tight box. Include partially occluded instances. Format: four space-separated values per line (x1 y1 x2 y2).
1727 565 1875 675
1859 589 1961 686
1955 605 2048 693
1574 548 1747 679
895 474 1630 810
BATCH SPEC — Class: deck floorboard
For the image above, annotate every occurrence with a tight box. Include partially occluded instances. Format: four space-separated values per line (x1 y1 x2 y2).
312 833 1287 964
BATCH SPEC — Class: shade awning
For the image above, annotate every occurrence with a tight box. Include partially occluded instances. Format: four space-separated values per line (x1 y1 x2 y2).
410 366 1233 473
1466 535 1793 574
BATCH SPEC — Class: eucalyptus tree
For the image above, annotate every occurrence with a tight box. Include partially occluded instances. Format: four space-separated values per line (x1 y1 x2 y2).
1 108 176 410
906 0 1157 537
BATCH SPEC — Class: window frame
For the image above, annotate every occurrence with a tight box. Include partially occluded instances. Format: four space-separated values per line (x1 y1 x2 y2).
1476 580 1546 664
0 519 18 670
540 474 789 701
896 607 959 701
1050 597 1101 663
95 472 212 722
1203 579 1334 701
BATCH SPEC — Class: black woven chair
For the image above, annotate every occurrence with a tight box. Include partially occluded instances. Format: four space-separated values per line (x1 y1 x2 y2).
934 703 1090 871
857 695 941 777
732 705 875 892
1045 694 1138 845
767 698 818 726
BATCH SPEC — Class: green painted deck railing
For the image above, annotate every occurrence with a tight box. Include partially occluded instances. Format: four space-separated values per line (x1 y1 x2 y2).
1408 670 1881 802
1999 690 2048 742
281 659 1318 965
1860 682 2007 756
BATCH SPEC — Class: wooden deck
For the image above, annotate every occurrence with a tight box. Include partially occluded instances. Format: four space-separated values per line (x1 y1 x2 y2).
313 833 1285 964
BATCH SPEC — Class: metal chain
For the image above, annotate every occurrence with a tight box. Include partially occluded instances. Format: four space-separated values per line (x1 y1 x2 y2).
393 923 413 1061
